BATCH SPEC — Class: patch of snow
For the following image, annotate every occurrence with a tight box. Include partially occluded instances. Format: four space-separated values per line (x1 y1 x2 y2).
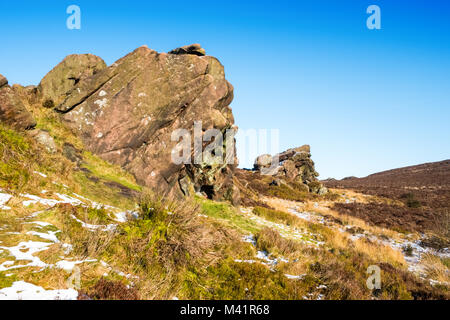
33 171 47 178
55 193 84 206
0 193 13 210
287 208 324 224
70 215 117 232
242 208 322 246
113 210 139 223
0 241 52 271
27 221 53 228
61 243 73 255
234 259 257 264
55 259 97 272
242 235 257 246
0 281 78 300
21 193 84 207
99 90 107 97
27 231 60 243
284 274 306 280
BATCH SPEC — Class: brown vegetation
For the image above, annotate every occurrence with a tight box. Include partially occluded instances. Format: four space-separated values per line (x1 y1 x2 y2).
324 160 450 236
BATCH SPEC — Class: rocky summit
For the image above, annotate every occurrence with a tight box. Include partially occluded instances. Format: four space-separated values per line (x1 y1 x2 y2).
37 45 237 201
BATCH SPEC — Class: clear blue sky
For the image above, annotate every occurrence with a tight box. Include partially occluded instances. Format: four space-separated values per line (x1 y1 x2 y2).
1 0 449 178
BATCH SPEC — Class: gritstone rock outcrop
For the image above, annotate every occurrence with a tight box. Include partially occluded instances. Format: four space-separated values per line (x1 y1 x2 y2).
38 45 237 201
254 145 328 194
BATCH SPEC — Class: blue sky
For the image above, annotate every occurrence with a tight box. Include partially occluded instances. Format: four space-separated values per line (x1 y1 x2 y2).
1 0 449 178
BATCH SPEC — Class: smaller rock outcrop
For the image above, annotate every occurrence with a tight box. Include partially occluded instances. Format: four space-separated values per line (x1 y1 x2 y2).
254 145 328 194
38 54 107 108
0 74 36 130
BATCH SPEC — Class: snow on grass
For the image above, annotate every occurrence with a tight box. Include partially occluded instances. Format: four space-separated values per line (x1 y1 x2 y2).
287 208 325 224
0 281 78 300
33 171 48 178
27 230 60 243
61 243 73 255
26 221 54 228
242 235 257 246
71 193 118 211
241 208 323 246
237 234 290 269
113 210 139 223
21 193 83 207
55 259 97 272
284 274 306 280
0 241 52 271
0 192 13 210
71 214 117 232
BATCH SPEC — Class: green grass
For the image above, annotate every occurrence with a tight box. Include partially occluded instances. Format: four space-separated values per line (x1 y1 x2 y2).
72 171 137 210
441 257 450 269
198 198 259 233
0 272 18 289
181 258 309 300
81 151 142 192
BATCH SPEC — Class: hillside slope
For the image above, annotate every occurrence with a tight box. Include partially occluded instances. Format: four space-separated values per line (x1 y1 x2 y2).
0 47 449 300
323 161 450 236
1 120 448 299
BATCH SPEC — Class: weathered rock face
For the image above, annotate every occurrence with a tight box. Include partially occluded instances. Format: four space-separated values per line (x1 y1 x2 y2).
254 145 327 194
52 45 237 201
38 54 107 108
0 74 36 130
0 74 7 88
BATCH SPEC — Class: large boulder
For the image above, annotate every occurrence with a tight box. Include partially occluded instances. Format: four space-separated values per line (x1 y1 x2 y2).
53 45 237 201
254 145 327 194
38 54 107 108
0 75 36 130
